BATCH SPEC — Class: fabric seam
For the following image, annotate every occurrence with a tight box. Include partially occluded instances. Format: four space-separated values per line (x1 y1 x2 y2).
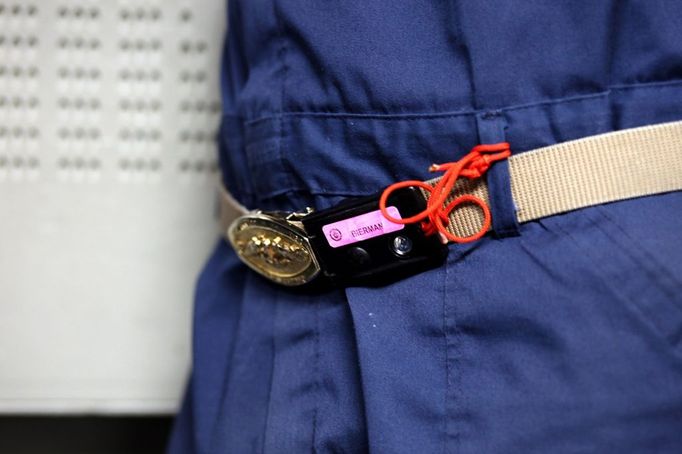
241 79 682 126
442 259 451 454
311 296 320 453
260 287 279 454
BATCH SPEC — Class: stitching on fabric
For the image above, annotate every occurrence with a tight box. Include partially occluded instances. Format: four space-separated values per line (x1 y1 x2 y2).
246 90 604 125
272 3 320 445
272 0 298 206
261 285 279 454
240 81 682 203
259 5 286 451
340 291 372 450
442 258 451 454
242 79 682 126
206 266 250 453
444 255 467 453
245 108 478 126
311 295 321 454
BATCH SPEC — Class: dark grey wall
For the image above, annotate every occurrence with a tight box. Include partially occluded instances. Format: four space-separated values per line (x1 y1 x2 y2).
0 417 172 454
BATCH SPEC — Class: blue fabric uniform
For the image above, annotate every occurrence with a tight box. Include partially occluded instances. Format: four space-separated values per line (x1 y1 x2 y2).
168 1 682 452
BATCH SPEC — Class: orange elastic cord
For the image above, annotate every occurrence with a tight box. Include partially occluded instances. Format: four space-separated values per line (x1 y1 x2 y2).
379 143 511 244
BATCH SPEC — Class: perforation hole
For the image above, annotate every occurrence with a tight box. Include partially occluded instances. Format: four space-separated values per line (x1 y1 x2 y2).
58 97 101 111
58 36 100 51
57 155 102 180
0 1 223 185
0 35 39 49
178 159 219 175
0 96 39 110
119 7 162 22
58 127 102 142
179 40 208 55
57 5 99 21
119 38 162 53
179 70 207 84
180 9 192 22
117 157 162 178
57 66 101 81
118 128 162 143
0 126 41 140
0 153 40 180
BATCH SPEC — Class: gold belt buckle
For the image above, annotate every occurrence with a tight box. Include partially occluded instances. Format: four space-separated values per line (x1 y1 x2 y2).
227 209 321 286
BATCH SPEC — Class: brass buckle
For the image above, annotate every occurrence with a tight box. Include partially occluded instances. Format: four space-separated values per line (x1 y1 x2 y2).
226 209 320 286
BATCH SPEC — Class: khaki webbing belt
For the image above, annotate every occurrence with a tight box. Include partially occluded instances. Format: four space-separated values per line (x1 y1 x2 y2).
221 120 682 239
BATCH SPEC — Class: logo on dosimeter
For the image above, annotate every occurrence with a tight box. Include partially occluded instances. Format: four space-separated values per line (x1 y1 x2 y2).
329 228 343 241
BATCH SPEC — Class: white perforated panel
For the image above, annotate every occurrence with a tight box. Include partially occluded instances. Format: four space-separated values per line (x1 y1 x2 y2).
0 0 225 413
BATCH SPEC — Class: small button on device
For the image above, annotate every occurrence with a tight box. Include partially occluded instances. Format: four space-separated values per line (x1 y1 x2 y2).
391 235 413 256
347 246 371 267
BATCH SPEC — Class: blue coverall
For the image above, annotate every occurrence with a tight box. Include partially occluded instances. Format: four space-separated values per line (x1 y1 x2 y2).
169 1 682 452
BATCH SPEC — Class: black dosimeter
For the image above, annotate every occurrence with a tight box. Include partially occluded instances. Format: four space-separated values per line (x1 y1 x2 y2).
227 187 448 288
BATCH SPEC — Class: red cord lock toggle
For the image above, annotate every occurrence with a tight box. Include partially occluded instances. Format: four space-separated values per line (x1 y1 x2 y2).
379 142 511 244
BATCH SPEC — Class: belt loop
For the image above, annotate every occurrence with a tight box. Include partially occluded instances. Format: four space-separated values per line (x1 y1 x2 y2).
475 111 520 238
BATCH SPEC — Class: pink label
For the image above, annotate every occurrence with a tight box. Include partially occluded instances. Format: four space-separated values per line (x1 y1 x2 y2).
322 206 404 248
